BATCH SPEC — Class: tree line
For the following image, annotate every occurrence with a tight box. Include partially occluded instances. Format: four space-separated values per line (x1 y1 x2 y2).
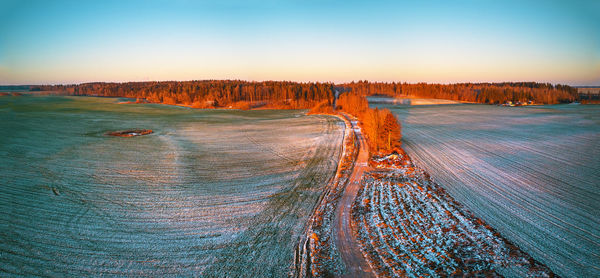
33 80 335 109
338 81 578 104
33 80 578 106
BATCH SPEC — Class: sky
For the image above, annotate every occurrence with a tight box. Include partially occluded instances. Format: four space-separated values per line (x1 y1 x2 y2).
0 0 599 85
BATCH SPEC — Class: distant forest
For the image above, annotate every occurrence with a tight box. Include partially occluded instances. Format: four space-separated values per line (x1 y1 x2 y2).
338 81 578 104
30 80 579 107
33 81 335 109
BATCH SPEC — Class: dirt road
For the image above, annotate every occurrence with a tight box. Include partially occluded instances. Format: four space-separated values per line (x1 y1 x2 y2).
334 115 374 277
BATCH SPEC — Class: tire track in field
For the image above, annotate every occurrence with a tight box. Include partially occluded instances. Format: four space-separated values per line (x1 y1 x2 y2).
334 114 375 278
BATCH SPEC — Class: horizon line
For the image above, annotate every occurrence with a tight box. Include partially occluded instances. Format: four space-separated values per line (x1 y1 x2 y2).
2 79 598 87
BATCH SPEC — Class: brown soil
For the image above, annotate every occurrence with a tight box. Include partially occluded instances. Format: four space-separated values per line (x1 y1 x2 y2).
353 149 557 277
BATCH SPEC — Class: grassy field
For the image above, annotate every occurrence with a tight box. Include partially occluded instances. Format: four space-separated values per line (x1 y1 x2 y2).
373 103 600 277
0 95 344 277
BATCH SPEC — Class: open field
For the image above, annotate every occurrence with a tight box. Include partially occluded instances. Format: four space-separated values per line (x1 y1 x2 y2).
0 95 344 277
373 103 600 277
367 96 464 106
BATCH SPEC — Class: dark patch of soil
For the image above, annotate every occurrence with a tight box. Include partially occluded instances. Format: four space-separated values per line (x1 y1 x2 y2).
106 129 153 137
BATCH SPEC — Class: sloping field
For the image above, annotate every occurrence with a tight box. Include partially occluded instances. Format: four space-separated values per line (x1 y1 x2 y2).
0 96 344 277
376 103 600 277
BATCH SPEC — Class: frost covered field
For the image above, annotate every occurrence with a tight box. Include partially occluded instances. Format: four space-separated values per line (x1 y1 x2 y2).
376 103 600 277
0 96 344 276
354 152 554 277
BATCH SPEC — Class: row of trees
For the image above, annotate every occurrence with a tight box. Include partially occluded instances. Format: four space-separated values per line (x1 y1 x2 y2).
338 81 578 104
33 81 579 107
34 80 335 109
336 93 401 154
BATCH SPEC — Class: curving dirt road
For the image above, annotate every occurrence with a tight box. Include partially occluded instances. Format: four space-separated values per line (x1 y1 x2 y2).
334 115 374 277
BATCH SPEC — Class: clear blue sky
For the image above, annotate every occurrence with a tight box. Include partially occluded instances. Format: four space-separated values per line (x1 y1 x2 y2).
1 0 598 85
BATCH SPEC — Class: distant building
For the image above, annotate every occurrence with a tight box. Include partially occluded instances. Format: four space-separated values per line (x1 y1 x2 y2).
577 87 600 95
578 87 600 100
